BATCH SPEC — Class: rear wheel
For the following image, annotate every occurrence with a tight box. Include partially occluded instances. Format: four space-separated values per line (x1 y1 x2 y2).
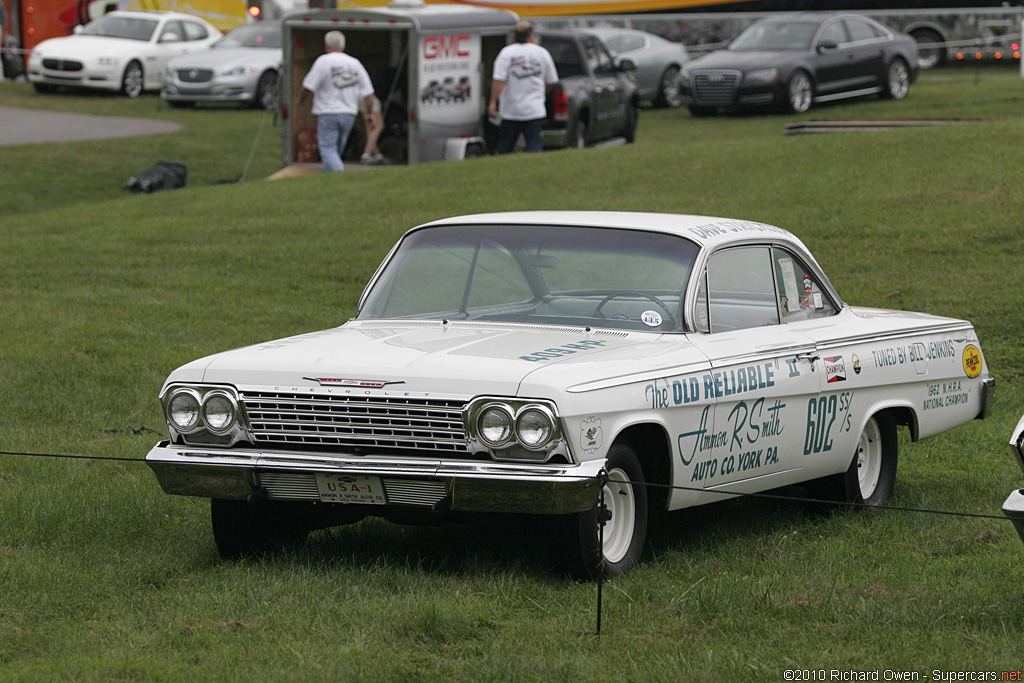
807 413 898 507
568 118 588 148
121 61 143 98
560 443 648 580
881 58 910 101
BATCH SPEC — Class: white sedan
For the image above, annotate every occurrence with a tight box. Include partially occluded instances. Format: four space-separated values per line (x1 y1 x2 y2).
145 212 995 579
28 10 222 97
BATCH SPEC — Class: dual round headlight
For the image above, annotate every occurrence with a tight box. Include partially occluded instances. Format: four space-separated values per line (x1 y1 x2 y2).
166 388 238 434
477 404 555 450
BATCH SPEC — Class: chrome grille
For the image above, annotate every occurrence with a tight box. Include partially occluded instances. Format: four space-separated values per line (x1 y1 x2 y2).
43 58 83 72
693 71 740 106
177 68 214 83
241 390 469 455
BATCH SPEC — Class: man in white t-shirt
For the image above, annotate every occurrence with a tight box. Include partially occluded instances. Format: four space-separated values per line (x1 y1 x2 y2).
299 31 376 172
487 21 559 154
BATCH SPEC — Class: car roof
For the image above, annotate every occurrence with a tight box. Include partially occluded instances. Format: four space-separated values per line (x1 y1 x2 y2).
101 9 200 20
418 211 805 251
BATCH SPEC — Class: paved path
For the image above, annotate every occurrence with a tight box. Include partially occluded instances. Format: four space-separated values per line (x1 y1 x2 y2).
0 105 183 145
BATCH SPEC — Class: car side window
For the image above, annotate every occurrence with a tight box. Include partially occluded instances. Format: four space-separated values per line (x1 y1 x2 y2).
845 19 883 42
772 247 837 322
818 21 848 46
583 37 615 76
705 246 779 334
543 36 586 78
182 21 209 41
159 20 184 42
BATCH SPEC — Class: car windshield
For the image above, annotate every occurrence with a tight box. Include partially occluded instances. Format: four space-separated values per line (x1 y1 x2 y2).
358 224 700 333
213 23 282 49
79 15 159 41
728 21 819 51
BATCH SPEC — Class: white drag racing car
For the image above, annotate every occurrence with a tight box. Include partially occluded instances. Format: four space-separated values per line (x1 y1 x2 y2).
146 212 995 578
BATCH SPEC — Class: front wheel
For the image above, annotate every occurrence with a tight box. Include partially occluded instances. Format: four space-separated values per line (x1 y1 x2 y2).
621 104 638 143
654 65 682 108
560 443 648 580
786 71 813 113
121 61 144 98
881 58 910 101
254 70 278 111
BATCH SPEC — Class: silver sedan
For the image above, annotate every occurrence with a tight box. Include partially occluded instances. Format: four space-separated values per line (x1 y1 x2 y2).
162 21 282 110
588 27 689 108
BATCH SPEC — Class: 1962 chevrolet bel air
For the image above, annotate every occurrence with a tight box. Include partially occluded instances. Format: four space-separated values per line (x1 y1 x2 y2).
146 212 995 579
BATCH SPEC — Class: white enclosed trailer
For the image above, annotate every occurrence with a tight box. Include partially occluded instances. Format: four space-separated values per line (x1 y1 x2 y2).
280 1 517 167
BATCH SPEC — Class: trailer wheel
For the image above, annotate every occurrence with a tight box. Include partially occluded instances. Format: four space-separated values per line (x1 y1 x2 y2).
910 28 946 70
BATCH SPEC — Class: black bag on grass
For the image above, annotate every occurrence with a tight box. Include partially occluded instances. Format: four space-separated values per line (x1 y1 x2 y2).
125 162 187 194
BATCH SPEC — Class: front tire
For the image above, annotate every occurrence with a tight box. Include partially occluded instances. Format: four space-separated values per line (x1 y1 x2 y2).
254 70 278 111
121 60 143 98
560 443 648 580
786 70 813 113
621 104 638 143
654 65 682 108
881 58 910 101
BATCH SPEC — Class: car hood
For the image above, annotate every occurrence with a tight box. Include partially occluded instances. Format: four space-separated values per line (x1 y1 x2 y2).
687 49 802 72
167 321 707 399
167 47 281 70
33 35 146 59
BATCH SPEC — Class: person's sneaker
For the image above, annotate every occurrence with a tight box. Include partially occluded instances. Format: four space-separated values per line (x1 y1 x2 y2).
360 153 376 164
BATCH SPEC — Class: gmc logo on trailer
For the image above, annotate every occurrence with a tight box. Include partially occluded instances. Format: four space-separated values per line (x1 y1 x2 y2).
423 34 471 59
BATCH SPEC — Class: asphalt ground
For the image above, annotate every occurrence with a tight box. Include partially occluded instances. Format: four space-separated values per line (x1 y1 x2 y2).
0 105 182 146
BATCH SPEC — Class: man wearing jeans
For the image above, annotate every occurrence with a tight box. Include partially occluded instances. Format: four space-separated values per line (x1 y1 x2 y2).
487 21 559 154
300 31 376 172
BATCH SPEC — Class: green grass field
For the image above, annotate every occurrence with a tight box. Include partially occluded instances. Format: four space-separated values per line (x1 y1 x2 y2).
2 69 1024 680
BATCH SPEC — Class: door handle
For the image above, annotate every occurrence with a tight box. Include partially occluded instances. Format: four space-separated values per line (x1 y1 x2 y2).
797 352 820 370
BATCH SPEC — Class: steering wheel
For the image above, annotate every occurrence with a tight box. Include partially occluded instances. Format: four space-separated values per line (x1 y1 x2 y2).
593 290 677 328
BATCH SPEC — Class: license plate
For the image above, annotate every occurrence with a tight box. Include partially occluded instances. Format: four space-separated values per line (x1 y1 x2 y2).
314 473 386 505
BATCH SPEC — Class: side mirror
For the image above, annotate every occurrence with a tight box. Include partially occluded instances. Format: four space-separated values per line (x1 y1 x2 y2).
617 57 637 73
816 39 838 53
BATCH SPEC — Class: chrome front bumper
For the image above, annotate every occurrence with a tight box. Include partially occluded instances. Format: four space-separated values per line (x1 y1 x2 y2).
145 441 603 515
1003 489 1024 546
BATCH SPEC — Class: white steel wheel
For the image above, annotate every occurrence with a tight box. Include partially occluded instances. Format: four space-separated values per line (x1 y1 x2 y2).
602 466 637 564
845 413 897 506
559 442 648 580
787 71 812 113
854 417 883 500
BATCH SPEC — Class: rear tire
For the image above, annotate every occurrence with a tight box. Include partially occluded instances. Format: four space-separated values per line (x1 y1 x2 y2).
881 58 910 101
806 413 898 507
559 443 648 580
568 119 588 148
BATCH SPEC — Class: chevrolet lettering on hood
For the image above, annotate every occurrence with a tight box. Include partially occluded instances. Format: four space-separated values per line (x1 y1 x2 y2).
145 211 994 580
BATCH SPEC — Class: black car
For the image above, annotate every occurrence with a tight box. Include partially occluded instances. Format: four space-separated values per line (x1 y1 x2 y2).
678 13 918 116
535 29 641 148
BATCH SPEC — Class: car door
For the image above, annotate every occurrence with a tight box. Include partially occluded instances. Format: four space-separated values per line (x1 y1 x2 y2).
686 245 823 496
149 19 194 88
841 17 888 90
581 35 625 139
811 18 853 96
